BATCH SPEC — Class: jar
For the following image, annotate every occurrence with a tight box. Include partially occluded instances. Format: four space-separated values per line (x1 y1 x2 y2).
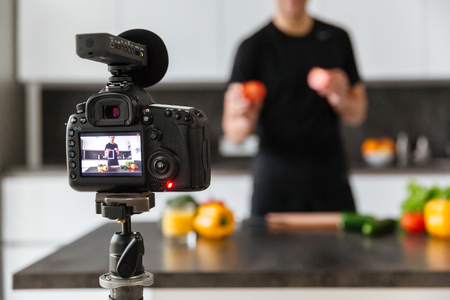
162 201 197 245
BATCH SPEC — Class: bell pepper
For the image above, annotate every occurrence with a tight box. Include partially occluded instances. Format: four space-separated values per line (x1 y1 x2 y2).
192 201 234 239
424 199 450 238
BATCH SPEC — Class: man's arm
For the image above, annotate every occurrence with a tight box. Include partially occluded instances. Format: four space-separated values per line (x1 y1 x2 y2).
222 83 263 144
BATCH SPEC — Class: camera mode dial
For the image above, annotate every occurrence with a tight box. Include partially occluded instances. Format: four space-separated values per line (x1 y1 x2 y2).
147 150 178 180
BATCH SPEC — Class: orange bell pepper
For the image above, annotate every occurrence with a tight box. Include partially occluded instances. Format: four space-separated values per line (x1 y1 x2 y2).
192 201 234 239
424 199 450 238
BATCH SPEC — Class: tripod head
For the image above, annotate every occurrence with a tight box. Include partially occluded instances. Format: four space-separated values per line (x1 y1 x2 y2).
96 192 155 299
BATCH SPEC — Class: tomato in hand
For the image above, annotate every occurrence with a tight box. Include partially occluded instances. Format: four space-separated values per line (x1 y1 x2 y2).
400 212 426 234
242 80 267 104
307 67 331 91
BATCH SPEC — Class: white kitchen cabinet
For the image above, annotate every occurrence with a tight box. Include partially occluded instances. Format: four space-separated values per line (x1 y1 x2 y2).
5 169 450 245
0 170 253 244
17 0 450 84
350 173 450 218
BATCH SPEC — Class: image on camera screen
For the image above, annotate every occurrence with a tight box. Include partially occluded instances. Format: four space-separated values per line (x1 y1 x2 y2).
79 132 142 177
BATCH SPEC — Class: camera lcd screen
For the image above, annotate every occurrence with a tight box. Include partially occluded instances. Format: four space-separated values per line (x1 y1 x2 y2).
79 132 142 177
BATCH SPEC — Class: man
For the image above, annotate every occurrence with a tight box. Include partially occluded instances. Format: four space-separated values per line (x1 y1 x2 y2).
222 0 367 217
105 136 119 167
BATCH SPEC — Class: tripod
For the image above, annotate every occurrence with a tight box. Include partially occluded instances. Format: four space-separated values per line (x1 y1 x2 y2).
95 192 155 300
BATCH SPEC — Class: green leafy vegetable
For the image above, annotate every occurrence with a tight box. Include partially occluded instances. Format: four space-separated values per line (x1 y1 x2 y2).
401 181 450 213
166 195 199 208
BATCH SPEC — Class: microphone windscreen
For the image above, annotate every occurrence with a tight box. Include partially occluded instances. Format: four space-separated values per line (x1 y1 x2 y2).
119 29 169 88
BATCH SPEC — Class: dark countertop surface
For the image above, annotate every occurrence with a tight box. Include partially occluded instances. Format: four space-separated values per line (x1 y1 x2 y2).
211 157 450 176
13 220 450 289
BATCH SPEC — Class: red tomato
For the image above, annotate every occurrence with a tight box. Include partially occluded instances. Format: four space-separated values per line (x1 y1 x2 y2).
307 67 331 91
400 212 426 234
242 80 267 104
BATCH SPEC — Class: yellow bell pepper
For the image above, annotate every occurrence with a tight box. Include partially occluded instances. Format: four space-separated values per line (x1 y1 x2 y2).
192 201 234 239
424 199 450 238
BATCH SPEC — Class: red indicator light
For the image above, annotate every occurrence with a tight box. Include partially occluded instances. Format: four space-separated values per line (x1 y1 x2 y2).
166 181 174 189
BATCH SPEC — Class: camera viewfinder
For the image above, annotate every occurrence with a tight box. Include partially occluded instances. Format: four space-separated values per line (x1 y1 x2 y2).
104 106 120 119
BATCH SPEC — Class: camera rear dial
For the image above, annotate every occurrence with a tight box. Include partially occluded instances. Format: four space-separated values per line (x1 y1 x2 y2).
147 150 179 180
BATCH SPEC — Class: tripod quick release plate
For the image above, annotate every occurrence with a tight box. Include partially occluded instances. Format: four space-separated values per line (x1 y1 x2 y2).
96 192 155 220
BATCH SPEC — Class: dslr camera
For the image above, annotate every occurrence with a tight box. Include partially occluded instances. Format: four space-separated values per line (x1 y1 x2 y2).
66 29 211 193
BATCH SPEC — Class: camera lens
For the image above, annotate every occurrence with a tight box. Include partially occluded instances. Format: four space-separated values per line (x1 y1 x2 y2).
104 106 121 118
148 150 178 180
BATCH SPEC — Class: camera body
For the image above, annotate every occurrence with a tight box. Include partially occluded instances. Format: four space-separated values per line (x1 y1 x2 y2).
67 82 210 193
67 30 211 193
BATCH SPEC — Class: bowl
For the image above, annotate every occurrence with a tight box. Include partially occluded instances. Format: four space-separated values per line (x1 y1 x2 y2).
362 150 395 167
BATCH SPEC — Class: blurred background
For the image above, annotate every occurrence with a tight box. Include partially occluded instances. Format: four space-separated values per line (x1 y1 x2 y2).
2 0 450 299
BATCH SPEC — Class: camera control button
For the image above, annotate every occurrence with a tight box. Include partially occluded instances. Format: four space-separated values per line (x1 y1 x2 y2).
149 183 162 190
184 115 192 123
68 140 75 148
142 115 153 125
174 112 182 120
164 110 172 117
155 160 167 172
70 172 77 180
68 130 75 137
80 117 87 124
71 117 78 124
196 112 204 118
147 129 161 141
69 162 77 169
69 151 76 159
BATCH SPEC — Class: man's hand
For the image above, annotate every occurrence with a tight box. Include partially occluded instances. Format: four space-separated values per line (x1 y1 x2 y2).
307 67 367 126
222 82 264 144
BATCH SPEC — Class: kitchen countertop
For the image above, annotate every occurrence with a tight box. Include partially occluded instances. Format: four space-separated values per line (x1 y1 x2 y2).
12 220 450 289
211 157 450 176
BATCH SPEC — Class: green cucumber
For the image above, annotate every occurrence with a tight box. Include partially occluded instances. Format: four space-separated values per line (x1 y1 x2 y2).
341 212 376 231
362 219 397 236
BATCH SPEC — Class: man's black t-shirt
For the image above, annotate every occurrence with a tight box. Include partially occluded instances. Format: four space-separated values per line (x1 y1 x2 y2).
230 20 360 157
105 142 119 166
229 20 360 215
